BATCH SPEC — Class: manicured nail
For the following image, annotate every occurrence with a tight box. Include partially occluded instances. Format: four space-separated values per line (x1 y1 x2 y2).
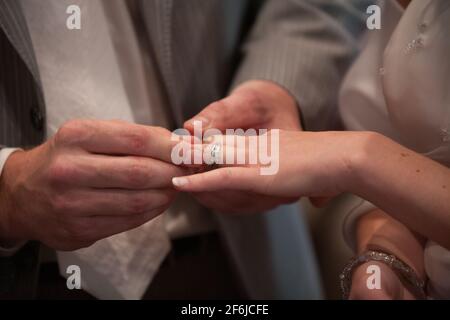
204 135 221 144
204 136 214 143
172 177 189 187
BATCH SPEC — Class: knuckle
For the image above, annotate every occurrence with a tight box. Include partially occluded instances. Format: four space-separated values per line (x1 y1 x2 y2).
125 160 149 188
127 194 151 215
51 193 71 213
241 91 268 122
209 100 226 112
157 191 173 208
47 157 76 186
242 90 260 106
209 100 228 118
200 100 228 125
125 127 148 154
54 120 88 146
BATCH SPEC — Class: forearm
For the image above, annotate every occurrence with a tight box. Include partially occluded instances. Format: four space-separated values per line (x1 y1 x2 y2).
356 209 426 278
350 209 425 299
346 133 450 249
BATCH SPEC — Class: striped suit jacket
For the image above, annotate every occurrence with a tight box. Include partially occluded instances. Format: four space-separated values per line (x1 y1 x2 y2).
0 0 368 299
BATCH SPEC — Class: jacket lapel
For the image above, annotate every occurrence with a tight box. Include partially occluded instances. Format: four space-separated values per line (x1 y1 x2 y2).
139 0 183 125
0 0 41 87
140 0 225 126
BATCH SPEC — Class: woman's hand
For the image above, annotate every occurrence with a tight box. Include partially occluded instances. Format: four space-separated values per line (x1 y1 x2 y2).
174 128 450 251
172 130 368 199
183 80 303 214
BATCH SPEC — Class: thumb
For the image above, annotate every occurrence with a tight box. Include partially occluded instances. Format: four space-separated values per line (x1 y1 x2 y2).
184 94 261 133
184 99 232 134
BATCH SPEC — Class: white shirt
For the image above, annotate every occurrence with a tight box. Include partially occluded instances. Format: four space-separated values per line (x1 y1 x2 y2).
340 0 450 298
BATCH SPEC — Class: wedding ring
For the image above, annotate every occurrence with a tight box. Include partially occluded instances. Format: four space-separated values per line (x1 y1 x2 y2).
209 143 222 165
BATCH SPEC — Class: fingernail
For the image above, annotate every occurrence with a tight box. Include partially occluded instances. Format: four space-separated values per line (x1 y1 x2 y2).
172 177 189 187
204 135 222 144
204 136 214 143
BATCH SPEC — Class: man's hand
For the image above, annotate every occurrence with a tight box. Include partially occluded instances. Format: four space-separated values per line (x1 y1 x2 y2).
184 80 301 214
185 80 302 132
0 120 186 251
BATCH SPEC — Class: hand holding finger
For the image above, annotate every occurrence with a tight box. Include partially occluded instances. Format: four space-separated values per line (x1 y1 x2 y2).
54 119 178 163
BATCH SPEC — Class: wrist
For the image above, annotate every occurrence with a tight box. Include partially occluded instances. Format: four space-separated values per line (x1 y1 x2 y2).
343 250 426 300
349 261 396 299
356 210 427 280
338 131 385 195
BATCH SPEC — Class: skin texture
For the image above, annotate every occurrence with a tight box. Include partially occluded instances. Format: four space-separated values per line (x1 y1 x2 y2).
183 80 303 214
350 209 426 300
350 0 417 300
174 131 450 250
0 119 189 250
174 130 360 198
174 131 449 299
0 80 304 249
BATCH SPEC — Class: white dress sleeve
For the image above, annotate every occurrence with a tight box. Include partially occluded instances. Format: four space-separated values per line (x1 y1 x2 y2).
341 196 377 253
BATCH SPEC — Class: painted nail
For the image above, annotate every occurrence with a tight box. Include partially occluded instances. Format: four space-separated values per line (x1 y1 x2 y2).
172 177 189 187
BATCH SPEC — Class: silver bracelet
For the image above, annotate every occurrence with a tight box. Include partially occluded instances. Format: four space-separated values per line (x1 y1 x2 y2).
340 250 427 300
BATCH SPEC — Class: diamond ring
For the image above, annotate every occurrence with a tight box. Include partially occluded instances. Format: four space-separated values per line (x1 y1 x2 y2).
209 143 222 165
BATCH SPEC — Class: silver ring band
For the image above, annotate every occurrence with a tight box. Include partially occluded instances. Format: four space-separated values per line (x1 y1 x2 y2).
210 143 222 165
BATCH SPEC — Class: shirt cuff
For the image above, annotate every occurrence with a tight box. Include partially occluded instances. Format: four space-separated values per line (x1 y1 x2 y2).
342 195 377 253
0 148 22 175
0 148 26 256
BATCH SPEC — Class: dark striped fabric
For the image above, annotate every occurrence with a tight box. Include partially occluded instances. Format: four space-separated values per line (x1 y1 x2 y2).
157 0 225 122
139 0 249 125
0 27 43 148
140 0 369 131
0 0 41 84
232 0 370 131
0 0 45 148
